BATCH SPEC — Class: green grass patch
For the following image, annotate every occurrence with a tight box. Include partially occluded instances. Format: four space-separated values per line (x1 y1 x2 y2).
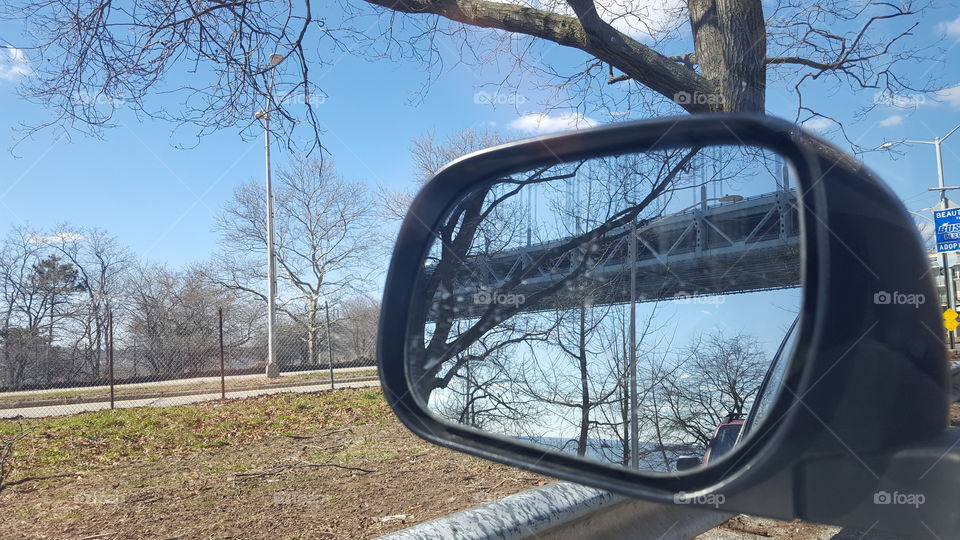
0 388 393 480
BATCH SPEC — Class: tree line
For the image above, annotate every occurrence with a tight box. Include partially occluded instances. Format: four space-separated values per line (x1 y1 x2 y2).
0 157 382 391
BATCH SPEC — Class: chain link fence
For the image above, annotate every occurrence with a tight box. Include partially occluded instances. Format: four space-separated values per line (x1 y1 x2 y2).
0 301 379 418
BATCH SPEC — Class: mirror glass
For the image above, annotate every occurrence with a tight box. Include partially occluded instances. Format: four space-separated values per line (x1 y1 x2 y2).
408 144 802 473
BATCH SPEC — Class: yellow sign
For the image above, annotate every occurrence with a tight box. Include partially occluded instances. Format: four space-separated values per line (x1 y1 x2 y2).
945 309 959 331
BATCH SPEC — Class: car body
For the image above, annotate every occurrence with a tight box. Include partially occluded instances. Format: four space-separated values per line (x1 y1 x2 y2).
702 417 745 466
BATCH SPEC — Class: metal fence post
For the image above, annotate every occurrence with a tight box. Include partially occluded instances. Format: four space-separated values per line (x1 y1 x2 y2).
108 310 114 410
219 307 226 400
325 301 334 389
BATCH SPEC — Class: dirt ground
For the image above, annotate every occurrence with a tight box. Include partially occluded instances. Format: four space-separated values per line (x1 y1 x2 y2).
696 515 913 540
0 390 548 539
699 402 960 539
2 393 955 539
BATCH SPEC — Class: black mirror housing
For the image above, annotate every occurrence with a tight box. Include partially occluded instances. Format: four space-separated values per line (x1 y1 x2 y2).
378 114 953 538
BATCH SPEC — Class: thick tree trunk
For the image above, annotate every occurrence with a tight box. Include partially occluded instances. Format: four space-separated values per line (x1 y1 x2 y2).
688 0 766 113
363 0 769 113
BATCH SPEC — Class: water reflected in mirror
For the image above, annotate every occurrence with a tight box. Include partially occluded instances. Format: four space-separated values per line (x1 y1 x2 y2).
408 145 802 473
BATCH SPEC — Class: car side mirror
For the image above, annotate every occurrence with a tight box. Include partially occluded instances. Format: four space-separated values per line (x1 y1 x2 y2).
378 114 957 539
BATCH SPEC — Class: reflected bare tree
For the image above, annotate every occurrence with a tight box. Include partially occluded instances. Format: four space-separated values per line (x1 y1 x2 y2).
413 148 701 402
659 331 769 445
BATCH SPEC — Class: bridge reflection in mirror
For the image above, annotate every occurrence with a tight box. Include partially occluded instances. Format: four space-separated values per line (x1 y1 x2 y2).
407 144 802 473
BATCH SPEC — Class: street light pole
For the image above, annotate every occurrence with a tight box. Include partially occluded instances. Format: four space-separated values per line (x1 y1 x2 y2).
881 124 960 348
259 53 284 378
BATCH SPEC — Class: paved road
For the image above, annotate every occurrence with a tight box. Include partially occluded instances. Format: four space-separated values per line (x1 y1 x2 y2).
0 379 381 419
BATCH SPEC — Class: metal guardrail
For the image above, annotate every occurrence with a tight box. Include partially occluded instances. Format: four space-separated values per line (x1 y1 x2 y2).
382 362 959 539
378 481 730 540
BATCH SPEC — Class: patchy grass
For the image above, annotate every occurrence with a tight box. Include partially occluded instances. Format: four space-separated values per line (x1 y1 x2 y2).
0 389 548 539
0 388 391 479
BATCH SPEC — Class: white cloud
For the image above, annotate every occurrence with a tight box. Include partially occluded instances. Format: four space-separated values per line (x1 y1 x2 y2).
933 84 960 109
801 117 834 132
509 112 599 134
28 232 86 245
939 16 960 40
0 48 31 82
879 114 904 127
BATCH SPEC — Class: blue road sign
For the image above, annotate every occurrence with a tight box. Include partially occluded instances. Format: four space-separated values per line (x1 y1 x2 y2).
935 207 960 252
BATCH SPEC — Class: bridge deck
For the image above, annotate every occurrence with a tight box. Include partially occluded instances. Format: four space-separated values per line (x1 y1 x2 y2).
427 190 801 318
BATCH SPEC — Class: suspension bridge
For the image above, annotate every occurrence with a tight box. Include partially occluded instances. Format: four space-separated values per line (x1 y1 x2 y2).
431 188 802 318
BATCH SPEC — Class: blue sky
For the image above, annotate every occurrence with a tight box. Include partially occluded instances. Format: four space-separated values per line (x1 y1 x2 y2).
0 3 958 281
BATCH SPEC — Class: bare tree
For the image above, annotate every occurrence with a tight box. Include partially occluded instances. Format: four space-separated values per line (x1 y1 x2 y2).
3 0 944 151
0 227 46 388
518 303 621 457
124 264 243 377
334 296 381 366
208 157 378 368
432 315 554 433
412 146 699 401
659 331 769 446
380 128 505 220
1 0 355 148
43 225 132 380
0 226 86 388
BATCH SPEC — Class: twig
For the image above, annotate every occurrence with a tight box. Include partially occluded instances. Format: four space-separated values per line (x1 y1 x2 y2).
230 461 375 481
478 479 507 491
2 473 75 488
319 427 352 438
297 462 375 474
0 423 33 492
